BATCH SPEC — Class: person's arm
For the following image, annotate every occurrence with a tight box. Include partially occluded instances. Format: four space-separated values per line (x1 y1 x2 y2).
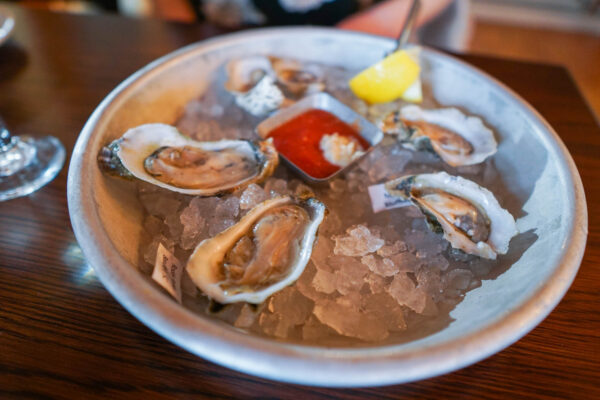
118 0 196 22
151 0 196 22
337 0 453 37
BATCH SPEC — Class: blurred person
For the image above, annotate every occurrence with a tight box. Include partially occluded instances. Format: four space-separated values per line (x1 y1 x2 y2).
141 0 471 50
6 0 471 50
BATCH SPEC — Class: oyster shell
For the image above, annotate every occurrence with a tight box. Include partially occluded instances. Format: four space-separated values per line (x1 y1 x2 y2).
271 57 325 95
186 195 326 304
224 55 275 93
380 105 497 166
224 56 284 116
385 172 517 259
98 123 278 196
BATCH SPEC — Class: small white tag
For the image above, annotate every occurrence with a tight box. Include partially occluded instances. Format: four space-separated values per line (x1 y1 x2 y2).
152 243 183 303
368 184 411 213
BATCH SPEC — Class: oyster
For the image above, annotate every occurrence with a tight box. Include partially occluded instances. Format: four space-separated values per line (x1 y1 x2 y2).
224 56 284 116
271 57 325 96
385 172 517 259
380 105 497 166
98 123 278 196
187 195 326 304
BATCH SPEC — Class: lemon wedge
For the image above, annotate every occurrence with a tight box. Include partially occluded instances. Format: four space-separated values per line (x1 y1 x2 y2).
349 48 421 104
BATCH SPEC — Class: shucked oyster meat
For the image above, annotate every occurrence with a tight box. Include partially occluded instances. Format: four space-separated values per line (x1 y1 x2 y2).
385 172 517 259
224 56 284 116
379 105 497 167
271 57 325 95
98 123 278 196
187 195 326 304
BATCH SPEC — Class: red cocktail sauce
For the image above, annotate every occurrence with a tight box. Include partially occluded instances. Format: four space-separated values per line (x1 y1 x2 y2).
267 109 370 179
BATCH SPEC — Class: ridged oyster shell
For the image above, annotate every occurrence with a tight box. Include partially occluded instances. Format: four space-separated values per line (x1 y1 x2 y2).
186 195 326 304
385 172 517 259
380 105 497 167
98 123 278 196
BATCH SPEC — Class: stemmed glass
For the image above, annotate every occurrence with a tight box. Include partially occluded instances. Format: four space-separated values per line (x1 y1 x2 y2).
0 115 65 201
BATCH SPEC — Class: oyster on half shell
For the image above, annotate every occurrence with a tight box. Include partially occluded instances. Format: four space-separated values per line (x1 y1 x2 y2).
385 172 517 259
380 105 497 167
187 195 326 304
271 57 325 96
98 123 278 196
224 56 284 116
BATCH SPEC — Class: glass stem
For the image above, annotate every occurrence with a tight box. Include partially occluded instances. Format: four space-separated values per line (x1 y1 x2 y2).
0 116 35 177
0 116 16 152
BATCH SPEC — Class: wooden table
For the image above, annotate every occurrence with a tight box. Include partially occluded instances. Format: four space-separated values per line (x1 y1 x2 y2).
1 5 598 399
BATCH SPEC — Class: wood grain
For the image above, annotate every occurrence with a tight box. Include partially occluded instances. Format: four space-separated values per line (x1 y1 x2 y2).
0 6 598 399
470 20 600 120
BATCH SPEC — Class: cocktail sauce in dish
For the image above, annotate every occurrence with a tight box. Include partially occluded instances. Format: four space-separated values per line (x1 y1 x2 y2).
267 109 370 179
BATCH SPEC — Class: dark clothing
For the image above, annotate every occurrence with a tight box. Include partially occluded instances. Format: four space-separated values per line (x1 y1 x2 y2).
193 0 379 27
252 0 360 26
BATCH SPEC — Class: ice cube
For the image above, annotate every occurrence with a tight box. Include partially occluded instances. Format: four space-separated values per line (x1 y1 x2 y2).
164 212 183 242
365 273 388 294
387 272 432 314
312 269 337 294
362 292 407 332
143 215 164 237
263 178 288 197
302 315 338 341
376 240 408 257
333 225 384 257
215 196 240 219
179 199 208 249
268 286 313 325
313 298 389 342
444 268 474 291
361 254 398 277
295 263 324 302
416 267 443 301
258 312 291 338
404 228 448 256
310 236 334 272
208 218 235 236
139 191 181 219
234 304 258 329
328 255 368 295
239 183 268 210
388 251 422 273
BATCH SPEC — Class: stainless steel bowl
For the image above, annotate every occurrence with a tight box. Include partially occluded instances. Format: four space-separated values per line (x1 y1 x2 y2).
67 28 587 387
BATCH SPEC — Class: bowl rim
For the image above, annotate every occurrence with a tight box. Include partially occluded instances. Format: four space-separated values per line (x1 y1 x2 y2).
67 27 588 387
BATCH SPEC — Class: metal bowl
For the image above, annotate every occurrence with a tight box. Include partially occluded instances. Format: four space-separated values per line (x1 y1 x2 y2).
67 28 587 387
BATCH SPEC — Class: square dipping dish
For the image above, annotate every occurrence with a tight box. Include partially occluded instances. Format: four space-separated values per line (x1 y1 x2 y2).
256 92 383 183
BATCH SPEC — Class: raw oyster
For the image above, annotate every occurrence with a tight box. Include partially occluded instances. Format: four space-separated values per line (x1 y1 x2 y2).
385 172 517 259
187 195 326 304
379 105 497 166
224 56 284 116
271 57 325 96
98 123 278 196
225 55 275 93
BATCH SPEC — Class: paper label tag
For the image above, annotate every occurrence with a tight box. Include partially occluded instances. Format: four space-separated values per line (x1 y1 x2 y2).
152 243 183 303
368 183 411 213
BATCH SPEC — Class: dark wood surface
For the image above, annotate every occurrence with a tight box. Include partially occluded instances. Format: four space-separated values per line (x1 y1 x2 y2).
1 5 598 399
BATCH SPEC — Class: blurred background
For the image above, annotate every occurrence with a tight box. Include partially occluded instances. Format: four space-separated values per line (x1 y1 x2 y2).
4 0 599 118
